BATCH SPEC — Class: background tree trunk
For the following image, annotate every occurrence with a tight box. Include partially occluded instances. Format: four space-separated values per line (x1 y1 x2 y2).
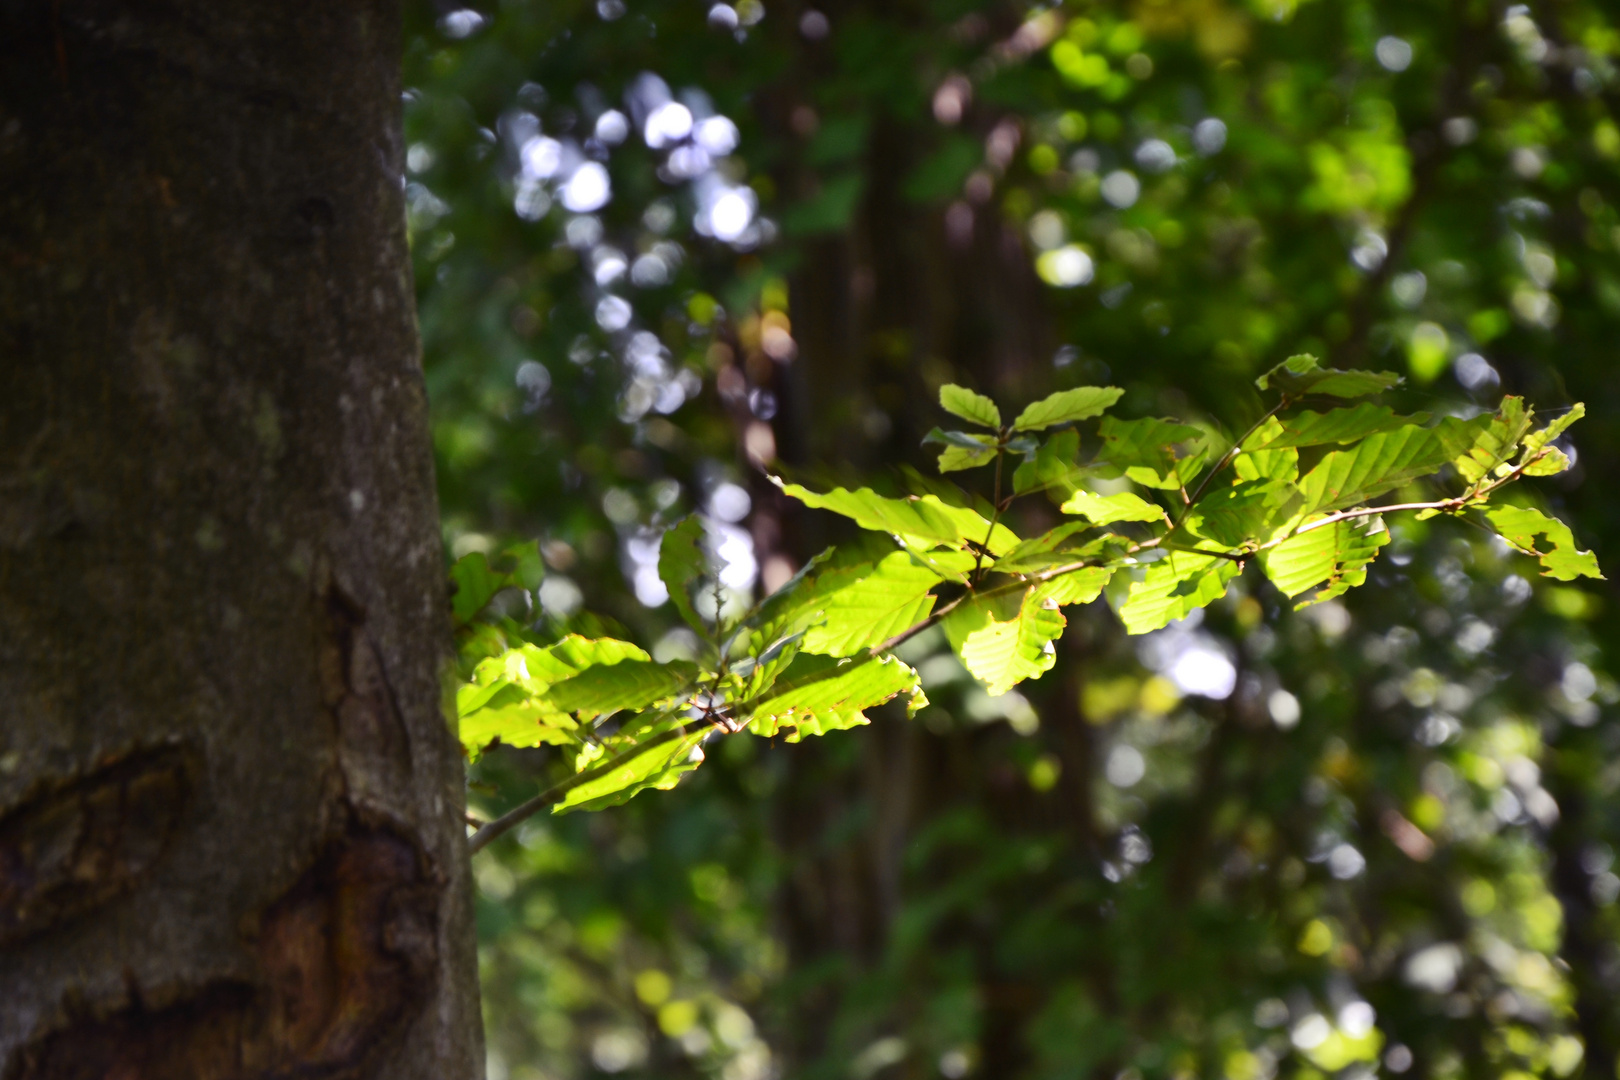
0 5 482 1077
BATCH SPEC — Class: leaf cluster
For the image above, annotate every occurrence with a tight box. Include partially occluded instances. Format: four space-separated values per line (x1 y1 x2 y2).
458 356 1597 840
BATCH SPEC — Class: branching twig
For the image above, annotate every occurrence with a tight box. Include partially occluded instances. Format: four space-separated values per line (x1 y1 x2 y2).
468 725 700 854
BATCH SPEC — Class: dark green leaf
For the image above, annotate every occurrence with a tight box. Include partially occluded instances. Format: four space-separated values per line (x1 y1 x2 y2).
659 515 709 633
1256 353 1403 399
1095 416 1207 490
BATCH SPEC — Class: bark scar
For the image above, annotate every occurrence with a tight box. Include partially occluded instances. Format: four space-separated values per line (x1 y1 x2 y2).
6 816 440 1080
0 743 190 948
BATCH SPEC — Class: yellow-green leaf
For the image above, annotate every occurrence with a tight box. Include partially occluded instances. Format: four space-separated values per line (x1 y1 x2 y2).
1260 515 1389 606
780 481 1020 553
1012 385 1124 431
945 588 1066 695
802 551 945 656
1059 488 1167 525
1484 505 1604 581
1117 550 1240 634
939 383 1002 428
743 653 921 741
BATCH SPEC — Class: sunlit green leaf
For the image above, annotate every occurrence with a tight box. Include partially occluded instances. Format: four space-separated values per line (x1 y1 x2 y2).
1012 429 1082 496
1521 402 1584 459
1012 385 1124 431
1186 479 1295 547
544 660 699 719
993 522 1102 573
1523 447 1571 476
1260 515 1389 606
1059 488 1167 525
923 428 1000 472
460 701 582 754
742 652 921 741
1033 567 1114 606
939 384 1002 428
1484 504 1604 581
801 551 945 656
779 480 1020 553
946 587 1066 695
1454 396 1532 486
1117 549 1241 634
553 728 708 813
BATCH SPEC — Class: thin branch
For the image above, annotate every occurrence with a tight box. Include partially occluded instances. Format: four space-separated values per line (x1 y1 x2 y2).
468 725 697 854
1177 398 1289 526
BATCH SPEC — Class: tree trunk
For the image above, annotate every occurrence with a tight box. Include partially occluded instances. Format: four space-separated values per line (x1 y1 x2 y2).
0 5 482 1078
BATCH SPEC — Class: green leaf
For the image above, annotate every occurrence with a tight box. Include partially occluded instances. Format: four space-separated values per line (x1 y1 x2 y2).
1012 386 1124 431
743 539 888 652
1012 429 1082 496
659 515 709 632
1483 505 1604 581
779 481 1020 553
742 653 921 741
1256 353 1403 399
801 551 944 657
939 384 1002 428
449 552 510 627
1245 404 1429 450
449 541 545 628
924 428 999 472
459 701 582 755
1260 516 1389 606
1095 416 1207 490
993 523 1101 574
1186 480 1296 547
1232 418 1299 484
1453 396 1532 486
1033 567 1114 606
946 588 1067 695
553 729 708 813
458 636 652 756
544 660 699 719
1297 417 1488 515
523 635 652 682
1059 488 1168 526
1117 550 1240 634
1523 447 1571 477
1521 403 1584 459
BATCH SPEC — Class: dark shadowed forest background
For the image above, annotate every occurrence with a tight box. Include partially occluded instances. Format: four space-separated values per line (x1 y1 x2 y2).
406 1 1620 1076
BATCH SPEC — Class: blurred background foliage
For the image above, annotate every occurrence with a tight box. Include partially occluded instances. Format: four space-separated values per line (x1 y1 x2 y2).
402 0 1620 1076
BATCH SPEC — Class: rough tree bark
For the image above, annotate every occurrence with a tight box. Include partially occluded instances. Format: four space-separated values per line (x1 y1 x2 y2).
0 4 483 1078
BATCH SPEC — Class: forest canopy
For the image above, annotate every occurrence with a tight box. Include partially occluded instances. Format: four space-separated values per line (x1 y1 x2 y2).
403 1 1620 1078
